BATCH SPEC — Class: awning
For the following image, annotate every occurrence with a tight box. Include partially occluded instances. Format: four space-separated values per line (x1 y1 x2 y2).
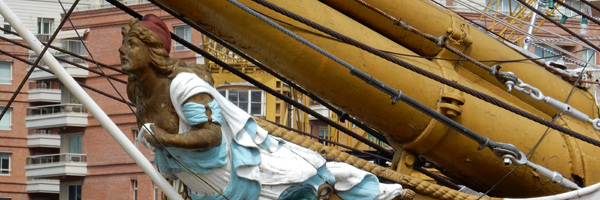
55 28 89 40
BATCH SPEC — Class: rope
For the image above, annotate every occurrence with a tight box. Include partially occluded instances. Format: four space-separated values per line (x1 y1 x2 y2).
147 0 390 146
247 0 600 150
256 117 499 200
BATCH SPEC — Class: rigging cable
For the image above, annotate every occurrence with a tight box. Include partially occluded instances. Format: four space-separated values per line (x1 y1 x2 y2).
514 0 600 58
108 0 394 158
234 0 526 158
451 0 598 68
64 1 230 199
0 0 80 122
0 31 128 84
247 0 600 149
147 0 391 147
476 42 598 198
0 48 134 106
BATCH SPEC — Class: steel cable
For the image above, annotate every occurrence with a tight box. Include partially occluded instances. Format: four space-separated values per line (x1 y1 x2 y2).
147 0 390 146
249 0 600 149
226 0 521 156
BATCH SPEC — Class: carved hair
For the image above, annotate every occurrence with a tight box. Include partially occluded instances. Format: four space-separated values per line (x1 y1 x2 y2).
121 18 185 75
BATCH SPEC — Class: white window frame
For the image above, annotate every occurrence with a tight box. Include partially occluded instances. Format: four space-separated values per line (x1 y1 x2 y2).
0 152 11 176
218 89 266 116
582 49 596 65
0 106 11 130
131 178 138 200
0 61 12 85
37 18 53 35
132 127 139 148
173 24 191 51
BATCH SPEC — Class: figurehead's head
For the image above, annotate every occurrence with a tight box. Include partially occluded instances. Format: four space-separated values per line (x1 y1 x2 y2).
120 14 177 75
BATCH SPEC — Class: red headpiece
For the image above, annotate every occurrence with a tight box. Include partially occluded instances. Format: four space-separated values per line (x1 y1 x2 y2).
139 14 171 53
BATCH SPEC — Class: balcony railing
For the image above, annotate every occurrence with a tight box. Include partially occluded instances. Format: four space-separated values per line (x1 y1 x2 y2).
27 104 86 116
27 153 87 165
32 81 52 90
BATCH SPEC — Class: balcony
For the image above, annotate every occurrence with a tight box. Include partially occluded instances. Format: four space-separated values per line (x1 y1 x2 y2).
27 179 60 193
25 104 88 129
28 130 60 148
25 153 87 178
27 53 89 81
28 82 61 103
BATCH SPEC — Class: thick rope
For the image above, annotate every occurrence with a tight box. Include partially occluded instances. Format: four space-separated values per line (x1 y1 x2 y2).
247 0 600 150
256 117 500 200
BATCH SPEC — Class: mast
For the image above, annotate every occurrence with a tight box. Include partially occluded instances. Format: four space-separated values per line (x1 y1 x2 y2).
0 1 183 200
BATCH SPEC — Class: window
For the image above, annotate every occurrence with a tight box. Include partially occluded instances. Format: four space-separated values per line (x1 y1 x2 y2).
3 19 10 34
0 153 10 175
132 179 138 200
69 135 82 154
62 40 84 55
565 1 582 17
582 49 596 64
0 61 11 84
535 45 559 62
219 89 265 116
132 128 139 148
485 0 518 12
68 184 81 200
173 25 191 51
37 18 53 35
154 184 159 200
318 126 328 145
0 197 11 200
0 106 10 130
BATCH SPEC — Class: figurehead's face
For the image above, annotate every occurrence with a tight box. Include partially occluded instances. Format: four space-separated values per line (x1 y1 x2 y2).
119 33 151 73
119 18 172 75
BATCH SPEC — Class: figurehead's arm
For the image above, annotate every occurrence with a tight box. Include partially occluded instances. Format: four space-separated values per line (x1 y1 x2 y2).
144 93 222 149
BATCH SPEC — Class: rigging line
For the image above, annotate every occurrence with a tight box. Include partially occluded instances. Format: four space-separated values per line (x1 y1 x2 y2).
257 9 569 64
514 0 600 61
0 48 135 107
453 0 598 68
106 2 390 198
381 49 584 62
248 0 600 150
239 0 524 157
0 34 127 84
259 118 392 162
110 0 393 157
580 0 600 17
147 0 391 146
0 0 80 122
96 1 230 198
555 0 600 31
0 26 129 76
477 44 596 198
460 0 593 50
